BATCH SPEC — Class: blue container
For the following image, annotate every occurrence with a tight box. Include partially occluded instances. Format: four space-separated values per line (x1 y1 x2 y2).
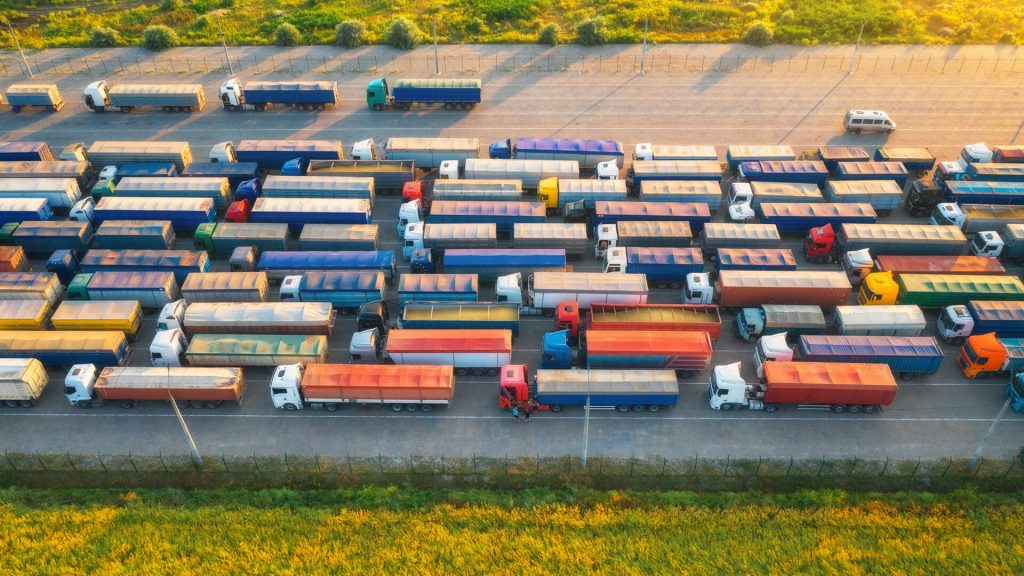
966 301 1024 338
79 249 211 284
258 250 396 282
834 161 909 189
739 161 829 187
427 201 545 235
0 141 53 161
590 201 712 233
113 163 178 180
622 247 702 282
243 82 339 105
182 162 260 190
92 221 175 250
397 274 479 304
0 198 52 225
392 80 481 105
399 303 520 337
797 335 944 377
716 248 797 271
288 270 385 310
92 197 216 233
965 163 1024 182
233 140 344 170
12 221 93 255
249 198 371 232
441 249 565 282
945 181 1024 205
489 138 623 165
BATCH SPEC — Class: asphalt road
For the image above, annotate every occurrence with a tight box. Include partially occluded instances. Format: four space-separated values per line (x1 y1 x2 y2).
0 65 1022 461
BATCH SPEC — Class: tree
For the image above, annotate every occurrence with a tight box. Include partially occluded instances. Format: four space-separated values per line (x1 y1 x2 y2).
160 0 183 11
743 22 773 46
274 22 302 47
334 20 367 48
538 22 560 45
574 17 606 46
385 17 422 50
90 26 120 48
142 25 178 51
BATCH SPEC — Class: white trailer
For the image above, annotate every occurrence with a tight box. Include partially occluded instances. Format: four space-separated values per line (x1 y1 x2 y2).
431 179 523 202
513 223 589 261
84 141 193 171
113 177 231 210
0 358 48 407
383 137 480 169
833 305 927 336
83 81 206 113
459 159 579 190
0 177 81 209
262 175 375 205
495 271 648 315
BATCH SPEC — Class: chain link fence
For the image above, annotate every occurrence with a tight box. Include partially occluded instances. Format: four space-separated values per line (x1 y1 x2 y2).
2 51 1023 79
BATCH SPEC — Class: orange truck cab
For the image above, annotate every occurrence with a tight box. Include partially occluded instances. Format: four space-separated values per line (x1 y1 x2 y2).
957 332 1024 378
803 224 834 263
555 301 580 337
498 364 549 411
225 199 251 223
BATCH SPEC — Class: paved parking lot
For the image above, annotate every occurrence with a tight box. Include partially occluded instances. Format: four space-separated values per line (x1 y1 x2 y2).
0 55 1022 461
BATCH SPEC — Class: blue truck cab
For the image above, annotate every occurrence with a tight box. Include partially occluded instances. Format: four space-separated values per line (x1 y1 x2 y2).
46 249 81 285
541 330 575 369
409 249 434 274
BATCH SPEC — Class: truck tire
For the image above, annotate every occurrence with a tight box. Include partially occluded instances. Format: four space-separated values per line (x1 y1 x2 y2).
648 405 661 412
283 403 298 411
899 372 914 381
373 104 384 111
863 405 878 414
119 400 135 409
401 103 412 111
632 405 645 413
486 368 499 376
719 403 733 411
444 103 455 110
764 404 779 413
470 367 484 376
19 400 34 408
831 404 847 413
549 404 562 413
316 104 325 111
615 405 629 412
455 368 469 376
11 105 21 113
390 404 403 412
324 403 338 412
3 400 17 408
204 401 221 409
420 404 433 412
405 404 418 412
847 404 862 413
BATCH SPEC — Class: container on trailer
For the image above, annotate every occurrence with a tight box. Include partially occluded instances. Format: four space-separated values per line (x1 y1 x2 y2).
0 299 52 330
834 305 927 336
67 271 178 310
817 146 870 171
51 300 142 339
757 202 876 233
574 329 712 375
0 358 48 406
490 138 624 170
875 255 1005 276
86 141 192 171
824 180 903 215
112 177 230 210
399 302 521 337
279 270 386 311
605 247 702 286
99 163 178 182
963 163 1024 182
993 147 1024 163
102 83 206 110
527 272 648 309
4 84 64 112
797 334 943 378
91 196 215 233
634 144 718 162
612 220 694 248
0 161 90 188
258 251 395 282
184 334 328 367
952 204 1024 236
639 181 722 211
874 147 936 173
180 302 335 336
82 366 244 406
592 201 712 233
834 161 910 188
414 223 498 258
716 248 797 271
0 330 129 367
0 198 52 226
761 362 897 408
92 220 174 250
536 178 627 211
382 329 512 372
247 197 371 232
236 80 340 109
193 222 289 257
699 223 781 257
533 368 680 409
80 249 209 285
271 363 454 411
626 160 722 192
10 220 93 255
749 182 823 207
717 270 851 308
513 223 588 261
725 145 796 170
949 301 1024 340
0 272 62 306
298 224 379 251
0 141 55 162
181 272 268 302
397 274 478 304
427 201 545 234
836 223 968 256
181 162 260 190
945 181 1024 205
858 273 1024 308
232 140 344 170
387 78 481 108
739 160 829 186
735 304 827 342
0 178 81 209
301 160 416 193
442 249 565 282
262 175 374 205
587 303 722 340
432 180 523 203
384 138 480 169
0 246 29 272
462 159 578 190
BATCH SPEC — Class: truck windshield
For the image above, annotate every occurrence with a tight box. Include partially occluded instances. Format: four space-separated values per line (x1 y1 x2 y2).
962 342 981 364
970 235 988 253
930 207 951 225
709 378 720 396
936 312 958 333
1012 376 1024 397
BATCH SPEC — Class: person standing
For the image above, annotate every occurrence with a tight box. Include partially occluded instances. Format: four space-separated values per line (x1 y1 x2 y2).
511 404 521 423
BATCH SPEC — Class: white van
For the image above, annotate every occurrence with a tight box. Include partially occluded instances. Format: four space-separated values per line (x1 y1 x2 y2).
844 110 896 134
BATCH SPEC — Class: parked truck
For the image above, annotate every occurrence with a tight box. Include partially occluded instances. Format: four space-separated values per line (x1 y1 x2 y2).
236 197 371 232
286 160 415 194
257 251 395 283
513 223 587 261
814 146 870 171
0 358 48 408
271 363 454 412
279 270 386 312
0 178 81 210
83 196 215 233
727 181 824 222
180 271 268 302
440 249 565 283
83 81 205 113
930 203 1024 235
842 252 1005 285
109 177 231 210
83 141 192 171
858 272 1024 307
633 144 718 162
398 302 521 337
193 222 288 257
625 160 722 193
181 162 260 191
0 272 62 306
738 160 829 186
67 271 179 311
716 248 796 272
784 334 943 380
383 138 480 169
537 178 627 213
939 181 1024 206
401 222 497 259
582 303 722 340
834 305 927 336
490 138 623 172
0 198 52 226
708 361 897 413
638 181 722 212
938 300 1024 345
874 146 936 174
0 141 54 162
604 247 701 288
76 249 209 285
51 300 142 340
92 220 174 250
0 330 130 367
594 221 694 259
298 224 378 252
725 145 796 170
350 328 511 375
693 270 851 309
430 180 522 205
542 329 712 377
3 84 64 112
457 158 578 190
397 273 478 304
834 161 909 189
152 330 329 367
367 78 481 110
823 180 903 216
3 220 93 255
734 304 827 342
805 223 968 264
157 300 335 336
211 140 344 170
0 299 50 330
495 271 648 315
956 332 1024 378
499 364 679 412
698 223 781 260
591 201 712 233
0 246 29 272
65 364 244 409
219 78 339 111
971 223 1024 261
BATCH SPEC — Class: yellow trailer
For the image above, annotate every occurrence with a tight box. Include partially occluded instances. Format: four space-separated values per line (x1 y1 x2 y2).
0 300 52 330
51 300 143 340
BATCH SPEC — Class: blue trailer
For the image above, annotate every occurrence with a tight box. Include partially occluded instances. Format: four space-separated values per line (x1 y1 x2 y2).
231 140 344 170
0 198 52 225
427 201 545 235
945 181 1024 205
9 221 94 255
966 163 1024 182
606 247 703 287
963 301 1024 338
79 249 210 284
626 160 723 192
92 220 175 250
109 163 178 181
220 79 340 111
366 78 482 111
398 302 521 337
247 197 372 232
739 161 829 187
0 141 54 162
817 146 870 171
716 248 798 271
834 161 910 189
797 334 944 379
279 270 385 311
182 162 260 191
397 274 479 304
257 250 396 283
591 201 713 233
756 202 877 233
489 138 625 170
91 197 215 233
441 249 566 283
0 330 130 367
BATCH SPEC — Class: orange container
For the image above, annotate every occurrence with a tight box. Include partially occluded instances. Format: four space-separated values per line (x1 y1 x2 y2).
300 364 454 402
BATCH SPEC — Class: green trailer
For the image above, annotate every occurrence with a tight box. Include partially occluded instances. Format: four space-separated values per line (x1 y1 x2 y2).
185 334 329 367
885 274 1024 308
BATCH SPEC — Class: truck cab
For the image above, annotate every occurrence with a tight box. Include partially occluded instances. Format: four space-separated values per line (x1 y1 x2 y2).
210 141 237 163
349 328 384 363
594 160 620 180
156 300 187 331
541 330 576 368
64 363 100 408
225 199 251 223
218 78 245 110
803 224 835 264
840 248 873 284
356 301 388 333
937 304 973 345
438 160 461 180
234 179 261 204
68 198 95 223
930 203 965 228
409 249 434 273
270 363 305 410
681 273 714 304
150 329 187 367
402 221 425 258
752 332 793 379
59 142 89 163
46 249 81 285
555 302 580 338
229 246 258 272
82 80 112 112
402 181 424 204
495 273 525 306
499 363 531 410
903 177 941 216
1008 373 1024 413
708 362 766 411
857 272 898 305
398 201 424 238
970 230 1004 258
727 182 755 222
366 78 392 110
351 139 379 160
604 247 628 273
594 224 617 258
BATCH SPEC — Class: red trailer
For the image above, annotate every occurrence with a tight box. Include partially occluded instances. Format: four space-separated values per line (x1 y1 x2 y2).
874 255 1005 276
544 328 713 377
0 246 29 272
270 363 454 411
716 270 852 309
584 303 722 340
65 365 246 408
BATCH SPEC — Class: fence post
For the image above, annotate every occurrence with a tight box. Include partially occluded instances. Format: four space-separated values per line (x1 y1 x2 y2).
66 453 76 472
723 456 731 476
692 455 698 475
221 453 230 472
159 452 168 472
941 458 953 477
1003 459 1017 477
754 457 763 477
252 453 260 474
100 452 109 472
847 458 858 477
661 457 667 476
971 457 984 478
879 457 889 477
378 453 384 474
4 451 15 471
910 458 921 477
786 457 794 475
284 452 291 472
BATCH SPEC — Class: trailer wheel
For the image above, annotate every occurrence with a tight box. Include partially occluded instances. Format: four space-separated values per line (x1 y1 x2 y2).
456 368 469 376
615 405 629 412
655 280 668 289
632 405 645 413
406 404 419 412
670 281 682 289
204 401 221 409
549 404 562 413
3 400 17 408
543 309 555 317
677 370 694 379
848 404 862 413
863 405 878 414
420 404 433 412
11 105 21 113
316 104 325 111
402 103 412 111
486 368 499 376
119 400 135 409
764 404 779 413
373 104 384 111
831 404 847 413
444 103 455 110
899 372 915 381
648 404 661 412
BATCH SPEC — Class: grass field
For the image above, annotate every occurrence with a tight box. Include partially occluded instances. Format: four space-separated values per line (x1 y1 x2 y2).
0 487 1021 574
2 0 1024 49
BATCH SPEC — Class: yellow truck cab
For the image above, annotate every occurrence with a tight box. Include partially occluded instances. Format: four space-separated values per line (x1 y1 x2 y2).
857 271 898 305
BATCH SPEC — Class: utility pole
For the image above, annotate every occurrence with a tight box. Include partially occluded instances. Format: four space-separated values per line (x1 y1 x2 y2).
3 15 33 78
639 13 649 75
581 378 592 468
169 395 203 468
849 18 866 75
432 14 440 76
215 12 233 75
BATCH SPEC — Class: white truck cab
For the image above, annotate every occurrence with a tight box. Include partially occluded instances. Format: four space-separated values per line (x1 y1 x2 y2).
82 80 112 111
956 142 993 171
351 139 378 161
595 160 620 180
439 160 460 180
279 275 305 301
156 300 187 331
68 198 95 223
937 305 973 345
708 362 764 411
681 273 714 304
97 165 118 183
633 143 655 161
727 182 755 222
971 230 1004 257
210 141 236 163
841 249 874 284
930 203 965 227
64 363 101 407
495 273 525 305
349 328 383 363
150 329 187 367
398 201 423 238
218 78 244 108
402 221 425 258
270 363 306 410
753 332 793 379
594 224 618 258
604 247 627 274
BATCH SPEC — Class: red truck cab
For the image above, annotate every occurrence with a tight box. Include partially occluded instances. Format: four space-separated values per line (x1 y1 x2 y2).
402 181 424 203
225 199 251 223
803 224 834 263
498 364 549 411
555 302 580 337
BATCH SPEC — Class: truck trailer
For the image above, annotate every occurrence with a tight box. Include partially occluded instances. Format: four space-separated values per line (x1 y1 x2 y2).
716 248 797 272
399 302 521 338
0 272 62 306
402 222 497 259
51 300 142 340
725 145 796 170
712 270 851 309
290 160 415 194
79 249 210 285
84 141 192 171
219 78 339 111
513 223 588 261
260 175 374 204
639 181 723 212
0 358 48 408
397 273 479 304
427 201 545 235
857 273 1024 307
0 177 81 210
842 252 1005 285
367 78 481 110
490 138 624 171
298 224 378 252
92 220 175 250
193 222 288 257
794 334 943 380
383 137 480 169
834 161 909 189
271 363 454 411
591 201 712 233
734 304 827 342
181 162 260 190
214 139 344 170
180 271 268 302
441 249 565 283
158 300 335 336
0 300 51 330
152 330 329 367
257 251 395 283
0 330 130 367
111 177 231 210
0 198 52 226
242 197 371 232
938 300 1024 344
739 160 829 186
279 270 386 312
83 81 206 113
460 159 578 190
626 160 722 192
6 220 93 255
497 271 648 313
3 84 64 113
604 247 702 288
823 180 904 216
64 364 244 408
87 196 215 233
542 329 713 377
352 328 512 375
594 221 694 259
698 223 781 258
834 305 927 336
0 161 90 189
0 141 54 162
499 364 680 412
537 178 627 212
67 271 179 311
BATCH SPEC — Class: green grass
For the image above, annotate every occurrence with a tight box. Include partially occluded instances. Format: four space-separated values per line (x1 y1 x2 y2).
0 487 1022 574
3 0 1024 49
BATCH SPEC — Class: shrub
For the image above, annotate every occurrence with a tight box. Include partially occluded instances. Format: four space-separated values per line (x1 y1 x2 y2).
740 2 759 13
90 26 119 48
954 22 975 43
574 16 606 46
385 17 421 50
537 22 560 45
142 25 178 51
777 9 795 24
743 21 773 46
334 20 367 48
466 17 489 37
999 32 1016 44
274 22 301 46
160 0 183 11
937 26 955 38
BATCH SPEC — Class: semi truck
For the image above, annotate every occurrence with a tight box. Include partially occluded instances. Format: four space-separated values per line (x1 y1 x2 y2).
734 304 827 342
738 160 829 186
440 249 565 283
633 144 718 162
193 222 288 257
82 196 215 233
536 178 627 213
604 247 701 288
874 146 936 174
0 177 81 210
708 361 897 413
279 270 386 312
401 222 497 259
256 251 395 283
0 161 90 189
971 223 1024 261
930 203 1024 235
638 181 722 212
937 300 1024 344
285 159 415 194
716 248 797 272
3 84 64 112
181 162 260 190
625 160 722 192
834 305 927 336
0 358 48 408
457 159 578 190
398 273 478 304
805 223 968 264
350 328 512 375
495 271 648 314
258 175 374 204
109 177 231 211
210 139 344 169
0 141 54 162
298 224 378 252
91 220 174 250
697 223 781 259
367 78 481 110
0 272 62 306
64 364 245 409
499 364 680 412
180 271 269 302
67 271 179 311
591 201 712 233
157 300 335 336
382 137 480 169
842 252 1005 285
0 330 130 367
727 181 824 222
513 223 588 261
82 141 192 171
823 180 903 216
956 332 1024 378
425 201 545 236
690 270 851 309
0 198 52 225
4 220 93 255
51 300 142 340
834 161 909 189
271 363 454 412
83 81 206 113
725 145 796 170
219 78 339 111
594 221 694 259
490 138 624 171
941 181 1024 205
398 302 521 338
541 329 712 377
234 197 371 232
152 330 329 367
782 334 944 380
858 272 1024 307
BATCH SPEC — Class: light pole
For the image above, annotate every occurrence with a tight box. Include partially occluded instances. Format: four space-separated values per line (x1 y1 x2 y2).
169 395 204 468
639 13 649 75
215 12 233 75
3 14 33 78
432 14 440 76
581 378 592 468
848 18 866 75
